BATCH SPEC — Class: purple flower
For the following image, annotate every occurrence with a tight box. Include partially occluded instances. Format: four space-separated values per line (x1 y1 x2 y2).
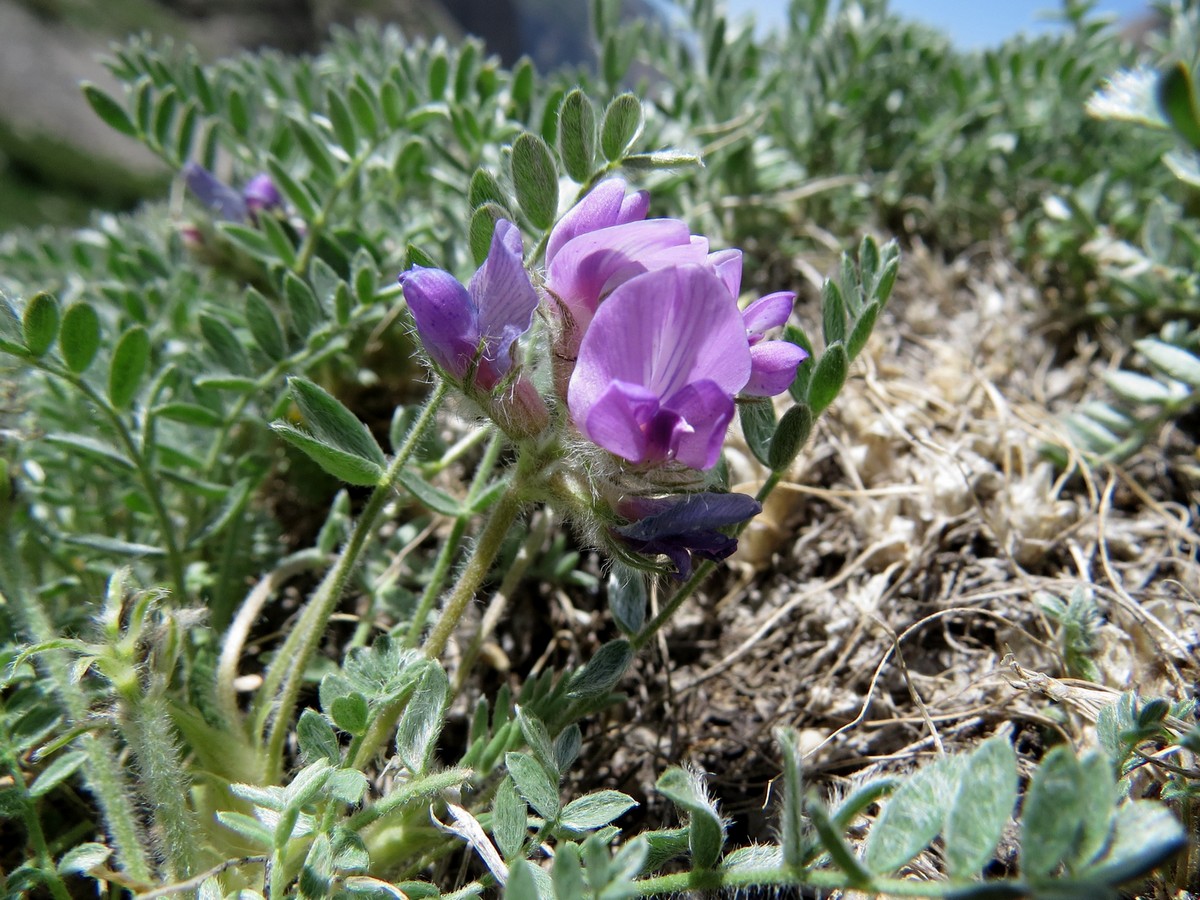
545 178 650 263
706 248 808 396
544 179 708 338
184 163 248 221
614 491 762 577
243 174 283 216
183 163 282 222
399 220 538 392
567 265 753 470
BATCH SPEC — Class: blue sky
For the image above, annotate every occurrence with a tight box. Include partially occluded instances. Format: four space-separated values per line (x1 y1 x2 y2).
724 0 1152 47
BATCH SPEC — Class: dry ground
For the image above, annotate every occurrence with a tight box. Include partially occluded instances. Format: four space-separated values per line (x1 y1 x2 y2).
468 243 1200 888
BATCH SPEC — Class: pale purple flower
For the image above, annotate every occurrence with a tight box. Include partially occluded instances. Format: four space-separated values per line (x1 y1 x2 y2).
614 492 762 577
545 178 650 263
243 174 283 216
706 248 807 396
568 265 753 470
544 179 708 337
183 163 282 222
399 220 538 391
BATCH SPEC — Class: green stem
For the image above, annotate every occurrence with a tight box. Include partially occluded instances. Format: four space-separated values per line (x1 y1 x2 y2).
2 754 72 900
632 472 785 651
119 691 200 880
292 148 374 277
0 512 153 881
256 382 448 779
403 432 505 650
403 520 468 649
420 475 527 660
631 867 993 898
346 768 472 831
69 375 187 602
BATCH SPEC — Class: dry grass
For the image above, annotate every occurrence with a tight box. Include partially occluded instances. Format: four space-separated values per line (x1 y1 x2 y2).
550 243 1200 857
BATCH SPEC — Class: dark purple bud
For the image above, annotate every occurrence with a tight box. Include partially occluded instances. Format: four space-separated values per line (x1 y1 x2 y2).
614 491 761 577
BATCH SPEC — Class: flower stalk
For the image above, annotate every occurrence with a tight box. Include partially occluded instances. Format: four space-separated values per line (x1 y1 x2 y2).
255 381 448 779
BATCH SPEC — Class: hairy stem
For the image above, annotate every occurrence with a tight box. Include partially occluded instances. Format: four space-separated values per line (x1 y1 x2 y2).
120 691 200 881
256 382 448 779
420 474 527 660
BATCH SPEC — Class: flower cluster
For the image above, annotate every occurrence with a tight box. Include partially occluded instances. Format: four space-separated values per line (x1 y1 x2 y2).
398 179 807 573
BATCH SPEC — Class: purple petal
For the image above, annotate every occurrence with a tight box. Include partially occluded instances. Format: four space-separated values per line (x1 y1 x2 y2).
545 218 704 327
546 179 649 265
743 340 808 397
619 491 761 539
662 380 735 469
569 266 751 468
399 266 480 379
569 265 751 421
184 163 247 221
468 220 538 383
618 189 650 224
614 491 762 577
583 380 661 464
708 249 742 299
243 173 283 214
742 291 795 343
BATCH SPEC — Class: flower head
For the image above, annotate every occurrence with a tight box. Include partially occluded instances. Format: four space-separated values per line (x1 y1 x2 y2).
243 173 283 216
544 179 708 340
614 491 761 577
400 220 539 390
568 265 753 470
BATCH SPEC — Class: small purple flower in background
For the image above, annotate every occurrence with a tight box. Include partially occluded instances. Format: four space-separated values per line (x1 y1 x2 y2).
399 220 539 392
568 265 753 470
614 491 762 577
183 163 282 222
242 173 283 217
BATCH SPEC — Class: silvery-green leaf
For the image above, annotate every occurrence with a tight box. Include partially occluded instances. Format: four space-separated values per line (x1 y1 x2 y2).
59 302 102 373
510 132 558 231
656 766 724 869
567 639 632 698
56 842 111 876
330 693 370 736
863 755 962 873
289 377 387 468
1136 338 1200 388
108 325 150 409
601 93 643 161
560 790 637 831
492 776 527 860
1020 745 1085 879
943 736 1017 879
516 707 557 778
397 663 448 774
607 565 647 635
505 751 559 820
22 292 58 357
297 709 340 764
552 842 587 900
